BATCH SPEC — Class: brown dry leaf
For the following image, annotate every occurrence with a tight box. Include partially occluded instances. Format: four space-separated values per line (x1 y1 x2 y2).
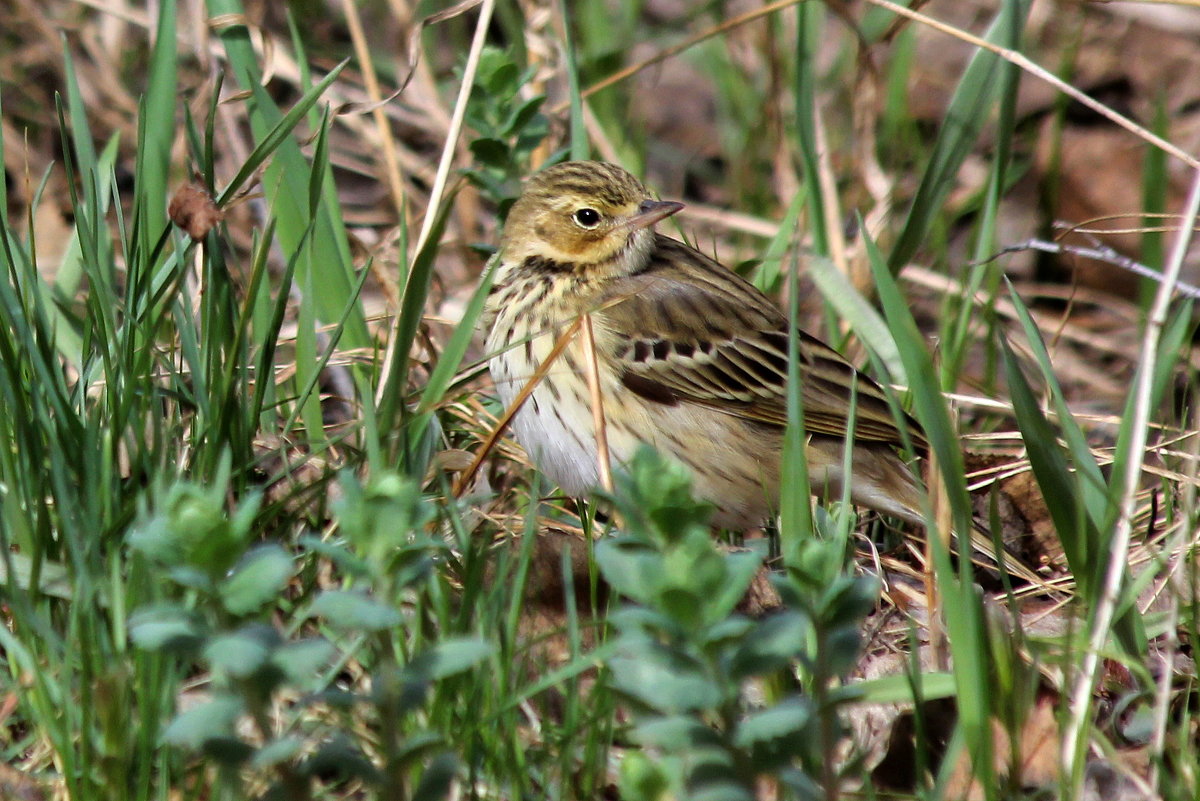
941 691 1059 799
965 451 1065 575
168 182 225 240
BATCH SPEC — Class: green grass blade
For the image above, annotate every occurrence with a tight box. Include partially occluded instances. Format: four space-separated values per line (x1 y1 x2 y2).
206 2 366 350
889 0 1033 273
808 252 907 384
943 4 1023 388
557 0 588 160
866 227 996 790
751 190 804 295
793 3 830 256
780 248 816 558
378 193 457 453
137 0 177 248
418 256 497 416
1003 283 1110 543
999 336 1096 587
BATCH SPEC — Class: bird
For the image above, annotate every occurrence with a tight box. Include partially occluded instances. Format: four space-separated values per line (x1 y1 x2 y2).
481 160 928 530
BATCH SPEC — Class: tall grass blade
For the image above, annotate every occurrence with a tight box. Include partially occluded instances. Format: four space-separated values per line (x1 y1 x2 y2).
207 2 366 349
557 0 588 160
866 228 995 791
888 0 1033 274
793 3 829 256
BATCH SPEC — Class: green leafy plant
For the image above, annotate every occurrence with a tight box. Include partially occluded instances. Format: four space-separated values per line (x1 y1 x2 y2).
462 46 553 220
597 449 878 801
128 468 491 800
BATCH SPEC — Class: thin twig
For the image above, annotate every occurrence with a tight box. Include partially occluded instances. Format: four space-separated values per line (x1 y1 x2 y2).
579 313 613 493
340 0 409 240
980 236 1200 300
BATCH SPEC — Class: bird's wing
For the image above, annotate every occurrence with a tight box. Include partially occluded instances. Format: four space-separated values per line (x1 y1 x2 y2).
594 236 923 449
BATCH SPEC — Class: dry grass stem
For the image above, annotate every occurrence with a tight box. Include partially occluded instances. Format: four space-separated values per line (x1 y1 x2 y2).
339 0 410 239
579 313 614 494
453 318 583 498
1061 162 1200 789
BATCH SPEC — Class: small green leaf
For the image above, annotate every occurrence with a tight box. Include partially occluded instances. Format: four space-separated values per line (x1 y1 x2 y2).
633 715 720 750
252 736 304 768
309 590 402 631
605 447 714 541
203 626 279 678
618 750 671 801
219 545 294 616
501 95 546 138
405 638 494 682
470 137 511 167
734 699 812 747
823 626 865 676
729 611 810 679
697 548 762 625
610 650 722 713
298 534 370 576
162 694 243 751
689 784 754 801
129 606 204 652
301 735 382 784
272 638 336 684
594 541 664 605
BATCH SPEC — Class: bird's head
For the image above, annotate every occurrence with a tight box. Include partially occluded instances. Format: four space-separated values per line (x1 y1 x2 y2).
500 161 684 274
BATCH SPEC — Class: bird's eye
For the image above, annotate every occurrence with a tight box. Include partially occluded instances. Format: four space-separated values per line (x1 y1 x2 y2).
572 208 601 229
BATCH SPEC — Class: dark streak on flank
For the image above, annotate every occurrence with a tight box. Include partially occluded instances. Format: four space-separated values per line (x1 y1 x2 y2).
545 375 563 402
621 372 681 406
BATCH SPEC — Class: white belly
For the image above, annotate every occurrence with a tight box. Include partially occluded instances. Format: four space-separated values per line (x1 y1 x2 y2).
487 324 604 495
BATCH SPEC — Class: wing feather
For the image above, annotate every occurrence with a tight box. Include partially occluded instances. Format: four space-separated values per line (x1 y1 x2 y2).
597 235 925 449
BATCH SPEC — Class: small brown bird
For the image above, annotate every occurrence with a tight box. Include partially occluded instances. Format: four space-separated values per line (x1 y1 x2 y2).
482 161 928 529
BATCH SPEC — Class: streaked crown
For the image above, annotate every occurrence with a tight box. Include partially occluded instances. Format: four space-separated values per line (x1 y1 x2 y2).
500 161 683 273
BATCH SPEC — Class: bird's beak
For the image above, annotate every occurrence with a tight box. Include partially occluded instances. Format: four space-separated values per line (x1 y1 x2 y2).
625 199 685 231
